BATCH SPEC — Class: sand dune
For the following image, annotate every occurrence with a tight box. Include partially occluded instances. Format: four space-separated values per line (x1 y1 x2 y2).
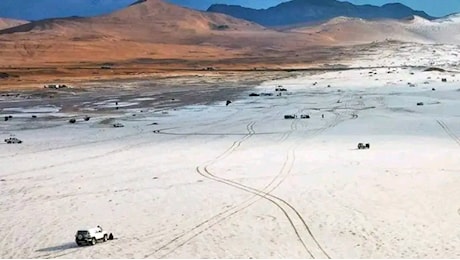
0 18 28 30
0 0 319 67
0 0 265 40
289 17 426 44
405 14 460 44
289 15 460 45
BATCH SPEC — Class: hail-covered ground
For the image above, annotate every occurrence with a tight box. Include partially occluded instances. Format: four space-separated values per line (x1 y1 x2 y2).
1 45 460 258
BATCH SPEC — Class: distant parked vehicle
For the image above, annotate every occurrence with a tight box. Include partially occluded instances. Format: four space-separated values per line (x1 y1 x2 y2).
284 115 297 119
75 227 108 246
113 123 124 128
249 93 260 97
300 114 310 119
4 137 22 144
417 102 424 106
275 86 287 92
357 143 370 150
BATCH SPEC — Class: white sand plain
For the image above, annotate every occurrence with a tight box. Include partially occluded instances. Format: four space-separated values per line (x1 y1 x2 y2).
1 47 460 258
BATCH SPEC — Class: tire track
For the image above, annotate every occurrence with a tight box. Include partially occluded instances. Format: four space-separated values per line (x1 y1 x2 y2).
0 128 146 160
198 156 332 259
142 121 259 258
2 122 237 178
437 120 460 146
2 135 154 178
151 142 304 258
35 103 344 258
279 108 303 142
154 150 302 259
0 107 242 160
150 117 333 258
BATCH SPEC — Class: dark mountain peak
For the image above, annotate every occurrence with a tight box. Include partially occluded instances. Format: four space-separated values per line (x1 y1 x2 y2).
129 0 146 7
382 3 408 7
209 4 252 10
381 3 412 11
207 0 436 27
283 0 337 4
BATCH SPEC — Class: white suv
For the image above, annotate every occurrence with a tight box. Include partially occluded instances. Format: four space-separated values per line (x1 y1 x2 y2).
75 227 108 246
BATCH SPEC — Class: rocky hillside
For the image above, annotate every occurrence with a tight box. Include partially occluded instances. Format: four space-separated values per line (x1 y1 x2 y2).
207 0 435 27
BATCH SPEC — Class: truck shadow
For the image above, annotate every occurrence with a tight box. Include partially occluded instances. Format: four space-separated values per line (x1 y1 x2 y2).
36 242 79 252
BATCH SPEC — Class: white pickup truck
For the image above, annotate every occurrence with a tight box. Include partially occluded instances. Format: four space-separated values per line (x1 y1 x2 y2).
75 227 108 246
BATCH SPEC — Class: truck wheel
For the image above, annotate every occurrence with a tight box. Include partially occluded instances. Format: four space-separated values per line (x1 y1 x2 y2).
91 238 96 245
103 235 107 242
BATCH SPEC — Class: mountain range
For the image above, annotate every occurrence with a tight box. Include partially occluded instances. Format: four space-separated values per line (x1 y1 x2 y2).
207 0 435 26
0 0 459 69
0 0 437 24
0 0 308 66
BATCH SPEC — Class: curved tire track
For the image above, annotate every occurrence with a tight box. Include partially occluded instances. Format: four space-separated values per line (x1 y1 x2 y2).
150 117 333 258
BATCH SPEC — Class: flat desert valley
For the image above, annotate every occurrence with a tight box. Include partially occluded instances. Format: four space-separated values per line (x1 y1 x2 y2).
1 0 460 258
1 42 460 258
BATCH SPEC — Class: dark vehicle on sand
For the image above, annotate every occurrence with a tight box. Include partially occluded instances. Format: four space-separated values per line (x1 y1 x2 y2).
4 137 22 144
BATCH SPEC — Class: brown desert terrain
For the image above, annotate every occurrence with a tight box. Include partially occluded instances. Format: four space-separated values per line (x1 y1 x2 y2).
0 0 458 90
0 0 351 89
0 0 314 66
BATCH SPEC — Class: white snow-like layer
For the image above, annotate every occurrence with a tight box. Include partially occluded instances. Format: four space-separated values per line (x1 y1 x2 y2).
0 65 460 258
92 101 139 109
399 14 460 44
336 42 460 69
435 13 460 24
2 105 61 113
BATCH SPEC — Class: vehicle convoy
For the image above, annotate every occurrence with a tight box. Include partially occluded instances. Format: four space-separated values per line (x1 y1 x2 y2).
75 226 108 246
